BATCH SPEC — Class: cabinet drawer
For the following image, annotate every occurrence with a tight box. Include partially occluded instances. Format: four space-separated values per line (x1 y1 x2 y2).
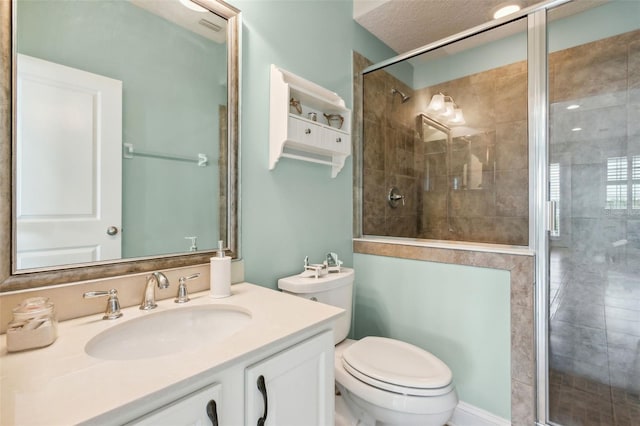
322 129 350 155
128 383 222 426
288 117 320 147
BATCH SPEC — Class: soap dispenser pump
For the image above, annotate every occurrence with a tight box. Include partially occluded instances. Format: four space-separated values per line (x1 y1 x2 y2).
209 240 231 298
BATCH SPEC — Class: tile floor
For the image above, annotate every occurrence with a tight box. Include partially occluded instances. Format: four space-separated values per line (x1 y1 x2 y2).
549 369 640 426
549 248 640 426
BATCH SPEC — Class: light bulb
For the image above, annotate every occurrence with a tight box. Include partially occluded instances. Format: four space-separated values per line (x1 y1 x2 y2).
441 101 454 118
493 3 521 19
450 108 466 125
179 0 208 12
427 94 445 112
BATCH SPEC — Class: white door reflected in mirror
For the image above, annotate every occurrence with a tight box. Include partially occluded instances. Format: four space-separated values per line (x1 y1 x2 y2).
16 54 122 269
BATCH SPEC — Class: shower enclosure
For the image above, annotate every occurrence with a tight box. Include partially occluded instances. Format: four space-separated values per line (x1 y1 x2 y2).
360 0 639 424
362 18 529 246
546 3 640 425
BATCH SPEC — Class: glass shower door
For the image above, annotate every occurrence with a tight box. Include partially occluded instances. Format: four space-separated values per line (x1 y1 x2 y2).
547 1 640 424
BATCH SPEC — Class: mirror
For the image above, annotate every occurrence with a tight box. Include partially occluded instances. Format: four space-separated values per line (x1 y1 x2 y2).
420 114 494 192
0 0 240 291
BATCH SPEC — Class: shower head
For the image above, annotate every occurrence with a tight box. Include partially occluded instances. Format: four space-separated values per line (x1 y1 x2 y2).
391 88 411 103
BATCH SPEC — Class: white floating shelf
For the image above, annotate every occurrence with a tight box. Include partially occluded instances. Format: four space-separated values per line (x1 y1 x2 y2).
269 65 351 178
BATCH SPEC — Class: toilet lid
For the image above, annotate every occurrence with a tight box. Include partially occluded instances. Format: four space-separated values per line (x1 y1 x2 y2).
342 337 453 396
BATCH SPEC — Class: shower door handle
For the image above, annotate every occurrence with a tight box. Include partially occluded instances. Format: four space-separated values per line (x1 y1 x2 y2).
547 201 558 233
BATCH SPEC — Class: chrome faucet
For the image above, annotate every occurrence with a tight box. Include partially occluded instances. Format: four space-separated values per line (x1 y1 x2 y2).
140 271 170 310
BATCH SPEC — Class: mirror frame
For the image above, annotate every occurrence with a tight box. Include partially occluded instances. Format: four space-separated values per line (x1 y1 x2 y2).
0 0 240 292
419 113 452 144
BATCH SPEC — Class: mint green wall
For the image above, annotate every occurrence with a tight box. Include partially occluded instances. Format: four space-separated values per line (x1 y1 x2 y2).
548 0 640 52
413 23 527 89
234 0 395 286
17 1 224 257
371 53 415 87
413 0 639 88
231 0 635 418
348 1 639 420
354 253 512 418
236 0 514 418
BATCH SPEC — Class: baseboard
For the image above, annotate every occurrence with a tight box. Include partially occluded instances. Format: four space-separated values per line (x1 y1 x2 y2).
448 401 511 426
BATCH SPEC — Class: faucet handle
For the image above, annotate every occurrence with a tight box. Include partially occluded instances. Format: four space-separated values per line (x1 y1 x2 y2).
325 252 343 272
185 236 198 252
83 289 123 320
175 273 200 304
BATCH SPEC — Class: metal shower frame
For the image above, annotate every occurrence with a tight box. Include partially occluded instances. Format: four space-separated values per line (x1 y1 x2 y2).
359 0 575 423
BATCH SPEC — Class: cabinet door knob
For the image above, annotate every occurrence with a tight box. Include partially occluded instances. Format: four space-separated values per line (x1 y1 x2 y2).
206 399 218 426
304 128 311 134
336 137 342 143
257 375 268 426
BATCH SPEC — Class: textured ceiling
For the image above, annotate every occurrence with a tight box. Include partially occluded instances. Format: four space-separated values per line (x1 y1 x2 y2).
354 0 541 53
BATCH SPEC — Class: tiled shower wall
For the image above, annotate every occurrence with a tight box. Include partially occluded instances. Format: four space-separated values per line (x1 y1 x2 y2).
362 59 529 245
549 29 640 264
416 61 529 245
362 29 639 248
547 29 640 426
362 70 419 237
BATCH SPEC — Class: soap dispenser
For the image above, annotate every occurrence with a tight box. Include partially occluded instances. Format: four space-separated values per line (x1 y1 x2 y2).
209 240 231 298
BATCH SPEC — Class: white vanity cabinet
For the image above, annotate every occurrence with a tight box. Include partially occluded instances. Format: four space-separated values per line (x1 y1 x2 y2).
245 331 334 426
0 284 343 426
127 331 334 426
128 383 222 426
269 64 351 178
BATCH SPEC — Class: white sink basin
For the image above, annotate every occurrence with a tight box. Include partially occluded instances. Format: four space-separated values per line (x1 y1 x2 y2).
85 304 252 360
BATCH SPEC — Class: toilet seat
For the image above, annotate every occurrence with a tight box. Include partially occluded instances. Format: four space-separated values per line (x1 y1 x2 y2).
342 337 454 397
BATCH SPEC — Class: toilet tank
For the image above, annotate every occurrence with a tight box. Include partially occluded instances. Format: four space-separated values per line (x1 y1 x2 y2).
278 268 354 344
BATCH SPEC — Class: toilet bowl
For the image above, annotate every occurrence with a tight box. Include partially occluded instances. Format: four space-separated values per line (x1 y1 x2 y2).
335 338 458 426
278 266 458 426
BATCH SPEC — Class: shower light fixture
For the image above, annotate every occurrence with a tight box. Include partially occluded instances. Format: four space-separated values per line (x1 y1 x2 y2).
442 101 455 117
425 93 465 126
450 108 466 125
571 127 582 132
428 93 445 111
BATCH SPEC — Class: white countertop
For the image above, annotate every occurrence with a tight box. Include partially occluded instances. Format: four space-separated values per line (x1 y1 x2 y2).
0 283 343 425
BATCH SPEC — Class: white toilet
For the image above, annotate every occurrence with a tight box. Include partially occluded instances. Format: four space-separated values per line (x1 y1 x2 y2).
278 267 458 426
